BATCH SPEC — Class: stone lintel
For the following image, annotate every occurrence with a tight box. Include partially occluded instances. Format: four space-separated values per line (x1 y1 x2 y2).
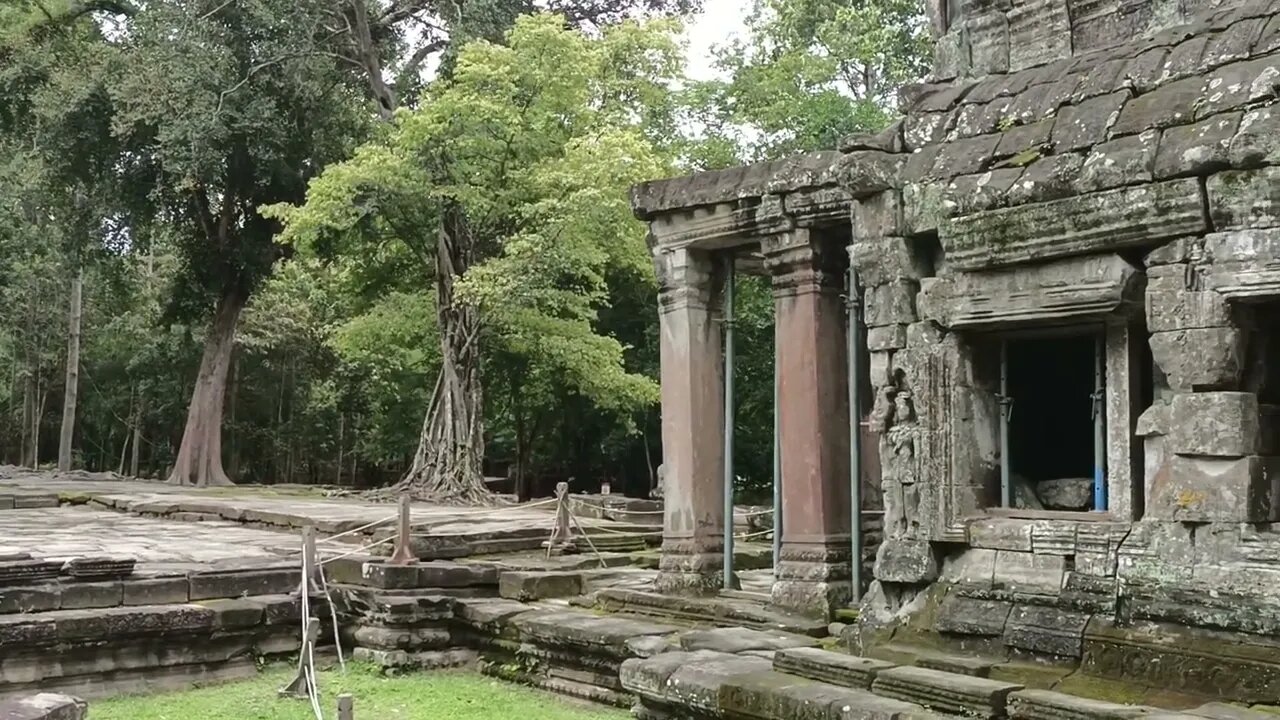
631 151 844 221
918 254 1144 330
940 179 1207 271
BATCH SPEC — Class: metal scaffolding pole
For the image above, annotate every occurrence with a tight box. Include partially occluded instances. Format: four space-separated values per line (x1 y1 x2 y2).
999 340 1012 508
722 253 736 590
1093 332 1107 511
847 267 864 603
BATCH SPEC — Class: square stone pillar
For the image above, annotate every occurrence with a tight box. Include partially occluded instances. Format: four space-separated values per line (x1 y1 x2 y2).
653 247 727 595
764 230 853 619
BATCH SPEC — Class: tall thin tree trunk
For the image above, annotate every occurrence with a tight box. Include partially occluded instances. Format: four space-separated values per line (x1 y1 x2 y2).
58 271 84 472
167 290 245 487
228 356 239 480
397 203 488 503
130 395 143 478
335 412 344 486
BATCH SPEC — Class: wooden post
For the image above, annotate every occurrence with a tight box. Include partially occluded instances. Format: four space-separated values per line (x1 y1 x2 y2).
337 694 354 720
388 493 417 565
544 482 573 556
300 526 320 594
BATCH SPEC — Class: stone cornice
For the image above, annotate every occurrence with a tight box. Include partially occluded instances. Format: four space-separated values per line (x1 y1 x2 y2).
762 230 846 298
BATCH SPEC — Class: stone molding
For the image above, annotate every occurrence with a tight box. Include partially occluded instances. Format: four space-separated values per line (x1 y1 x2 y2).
654 247 722 316
917 253 1145 329
761 231 846 299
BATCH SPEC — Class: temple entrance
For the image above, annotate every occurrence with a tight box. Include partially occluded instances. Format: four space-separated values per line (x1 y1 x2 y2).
1000 330 1105 512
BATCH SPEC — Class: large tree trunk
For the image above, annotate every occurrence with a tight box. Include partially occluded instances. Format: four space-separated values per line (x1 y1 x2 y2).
167 290 245 487
57 271 84 472
397 204 489 504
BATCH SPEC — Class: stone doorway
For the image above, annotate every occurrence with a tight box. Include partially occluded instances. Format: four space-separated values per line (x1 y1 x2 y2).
1003 331 1104 512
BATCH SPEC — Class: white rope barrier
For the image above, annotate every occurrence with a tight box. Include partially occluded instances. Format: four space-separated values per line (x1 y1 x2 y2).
319 535 396 565
317 514 398 545
407 497 558 528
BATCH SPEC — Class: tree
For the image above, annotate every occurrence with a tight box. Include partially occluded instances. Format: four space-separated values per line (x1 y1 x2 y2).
268 14 677 501
99 0 371 486
687 0 930 162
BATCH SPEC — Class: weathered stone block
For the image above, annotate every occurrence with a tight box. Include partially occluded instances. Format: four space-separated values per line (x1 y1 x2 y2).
865 281 919 327
967 11 1011 76
942 180 1207 270
872 666 1022 718
993 551 1065 596
1145 281 1231 332
0 586 59 614
1003 605 1091 658
60 581 123 610
868 325 909 351
1169 392 1260 457
940 548 997 586
935 594 1012 637
968 518 1033 551
1077 131 1159 193
854 191 904 239
497 571 584 601
1150 326 1245 391
875 538 938 583
1209 167 1280 230
772 647 896 690
0 694 87 720
1155 112 1241 179
1111 75 1204 136
918 253 1143 329
121 577 189 606
1230 106 1280 167
1148 454 1271 522
1007 689 1150 720
850 236 925 286
1002 153 1085 207
1052 91 1129 153
679 627 818 654
1205 228 1280 263
1008 0 1072 71
188 568 297 600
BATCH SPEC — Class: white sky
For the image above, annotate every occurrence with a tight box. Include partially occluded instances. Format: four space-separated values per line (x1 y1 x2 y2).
683 0 749 81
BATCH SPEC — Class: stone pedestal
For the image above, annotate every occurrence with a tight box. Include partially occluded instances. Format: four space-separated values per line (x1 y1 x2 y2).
765 231 853 618
653 247 727 595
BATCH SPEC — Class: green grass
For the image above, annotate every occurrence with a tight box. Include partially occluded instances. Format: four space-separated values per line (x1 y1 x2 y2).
91 664 628 720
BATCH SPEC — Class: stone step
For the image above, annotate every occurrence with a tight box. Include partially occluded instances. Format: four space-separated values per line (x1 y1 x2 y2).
773 646 896 690
869 642 999 677
1008 689 1155 720
871 665 1024 719
678 627 820 654
720 669 939 720
1187 704 1280 720
593 588 828 636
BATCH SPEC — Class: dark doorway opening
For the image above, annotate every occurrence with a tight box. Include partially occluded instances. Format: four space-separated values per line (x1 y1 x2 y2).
1006 332 1101 511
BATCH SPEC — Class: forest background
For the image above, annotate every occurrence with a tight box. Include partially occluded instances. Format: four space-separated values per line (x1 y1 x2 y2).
0 0 927 501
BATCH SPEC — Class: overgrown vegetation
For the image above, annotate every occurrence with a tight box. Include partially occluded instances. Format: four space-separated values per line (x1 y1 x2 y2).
0 0 927 502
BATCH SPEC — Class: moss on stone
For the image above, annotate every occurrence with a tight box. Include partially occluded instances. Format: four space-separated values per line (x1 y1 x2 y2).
1054 673 1148 705
834 608 860 623
990 662 1074 689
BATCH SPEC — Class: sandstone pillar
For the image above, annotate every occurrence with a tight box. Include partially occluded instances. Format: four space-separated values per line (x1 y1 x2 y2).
654 247 727 595
764 230 852 618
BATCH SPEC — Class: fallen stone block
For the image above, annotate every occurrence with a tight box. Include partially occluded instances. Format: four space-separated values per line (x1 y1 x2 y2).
773 647 896 690
514 611 678 657
498 571 585 601
0 693 87 720
620 650 732 698
678 627 819 654
871 666 1023 718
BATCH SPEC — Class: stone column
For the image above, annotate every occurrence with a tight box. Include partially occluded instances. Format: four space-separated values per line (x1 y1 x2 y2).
1145 259 1269 522
653 246 727 595
764 230 853 618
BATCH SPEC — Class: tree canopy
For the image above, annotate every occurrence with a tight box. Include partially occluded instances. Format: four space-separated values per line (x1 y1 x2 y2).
0 0 927 502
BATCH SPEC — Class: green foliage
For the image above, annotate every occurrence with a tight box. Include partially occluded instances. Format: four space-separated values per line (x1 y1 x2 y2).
687 0 930 163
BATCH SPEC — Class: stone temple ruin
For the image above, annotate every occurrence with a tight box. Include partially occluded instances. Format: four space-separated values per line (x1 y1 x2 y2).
5 0 1280 718
631 0 1280 706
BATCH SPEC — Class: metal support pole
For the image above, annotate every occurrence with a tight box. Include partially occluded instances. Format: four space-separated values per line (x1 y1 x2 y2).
1093 332 1108 512
847 267 864 603
722 253 736 590
768 249 781 576
999 340 1012 508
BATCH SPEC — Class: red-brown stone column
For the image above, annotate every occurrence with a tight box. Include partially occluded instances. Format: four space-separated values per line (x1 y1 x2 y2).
765 230 853 618
654 247 728 595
